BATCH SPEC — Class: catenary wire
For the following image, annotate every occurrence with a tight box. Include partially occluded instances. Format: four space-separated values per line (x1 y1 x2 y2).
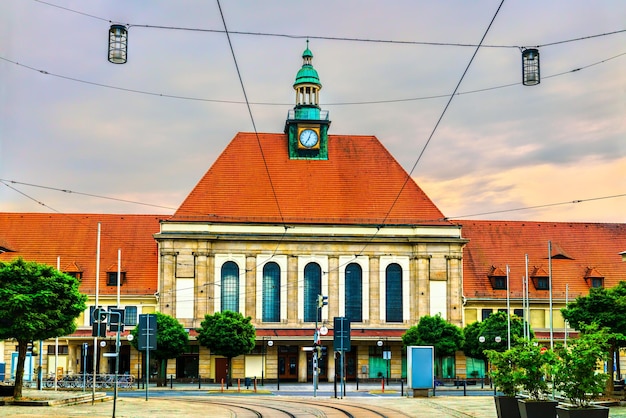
32 0 626 49
1 52 624 106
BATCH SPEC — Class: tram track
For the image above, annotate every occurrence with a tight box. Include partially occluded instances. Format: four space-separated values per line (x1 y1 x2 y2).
167 396 414 418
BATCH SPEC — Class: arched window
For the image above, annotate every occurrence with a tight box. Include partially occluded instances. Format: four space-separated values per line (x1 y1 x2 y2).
221 261 239 312
304 263 321 322
385 263 403 323
345 263 363 322
262 262 281 322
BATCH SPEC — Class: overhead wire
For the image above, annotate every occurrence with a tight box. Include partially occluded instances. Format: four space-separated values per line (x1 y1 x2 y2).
1 51 624 107
12 0 626 312
213 0 289 263
3 178 625 307
32 0 626 49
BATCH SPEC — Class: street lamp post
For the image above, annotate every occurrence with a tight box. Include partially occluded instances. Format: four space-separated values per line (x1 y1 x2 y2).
480 335 502 390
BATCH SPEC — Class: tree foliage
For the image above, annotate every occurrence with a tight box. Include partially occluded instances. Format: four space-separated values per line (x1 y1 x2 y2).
197 310 256 386
402 315 464 379
485 347 519 397
561 281 626 392
0 258 87 399
197 310 256 358
510 339 556 401
462 311 531 361
129 312 188 386
402 314 464 357
553 324 610 407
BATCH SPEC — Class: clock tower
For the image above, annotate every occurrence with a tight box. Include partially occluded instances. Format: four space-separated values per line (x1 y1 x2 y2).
285 42 331 159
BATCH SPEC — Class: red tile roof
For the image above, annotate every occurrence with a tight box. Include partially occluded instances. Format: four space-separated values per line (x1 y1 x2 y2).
170 133 448 226
0 213 161 295
456 220 626 300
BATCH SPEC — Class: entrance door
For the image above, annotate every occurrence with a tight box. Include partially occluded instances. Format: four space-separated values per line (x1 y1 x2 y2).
277 346 298 381
215 358 228 384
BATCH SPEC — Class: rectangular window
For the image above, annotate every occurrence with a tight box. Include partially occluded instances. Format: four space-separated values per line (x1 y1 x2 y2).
466 357 485 378
498 308 508 314
47 345 69 355
481 309 492 321
591 278 603 288
124 306 138 326
107 272 126 286
513 308 524 318
493 277 506 290
535 278 549 290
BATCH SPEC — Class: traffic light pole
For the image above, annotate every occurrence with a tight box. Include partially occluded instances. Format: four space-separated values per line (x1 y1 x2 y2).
313 294 328 397
314 309 319 397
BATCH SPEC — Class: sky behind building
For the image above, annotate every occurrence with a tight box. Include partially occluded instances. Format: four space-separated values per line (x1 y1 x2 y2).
1 1 624 222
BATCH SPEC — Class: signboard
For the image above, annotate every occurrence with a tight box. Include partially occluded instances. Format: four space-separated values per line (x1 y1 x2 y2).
407 346 434 390
333 317 350 352
138 314 157 351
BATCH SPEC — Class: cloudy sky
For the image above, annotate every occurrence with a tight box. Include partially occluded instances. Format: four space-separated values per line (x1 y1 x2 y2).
1 1 624 223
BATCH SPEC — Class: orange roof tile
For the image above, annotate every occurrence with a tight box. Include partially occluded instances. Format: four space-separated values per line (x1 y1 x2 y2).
456 220 626 300
170 133 448 226
0 213 162 296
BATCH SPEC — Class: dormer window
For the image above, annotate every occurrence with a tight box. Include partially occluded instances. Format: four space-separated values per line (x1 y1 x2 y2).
66 271 83 281
62 261 83 281
584 267 604 289
107 271 126 286
530 266 550 290
487 266 507 290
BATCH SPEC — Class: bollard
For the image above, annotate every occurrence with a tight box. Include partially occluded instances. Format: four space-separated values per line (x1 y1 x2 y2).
198 375 201 389
221 378 224 392
334 377 337 398
237 378 241 392
254 377 257 393
382 378 385 393
463 380 467 396
170 375 173 389
356 376 359 391
401 379 404 397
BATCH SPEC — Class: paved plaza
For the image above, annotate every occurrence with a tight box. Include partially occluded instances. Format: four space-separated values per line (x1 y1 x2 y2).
2 383 626 417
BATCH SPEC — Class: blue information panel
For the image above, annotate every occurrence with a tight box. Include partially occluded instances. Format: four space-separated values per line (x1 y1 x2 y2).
407 346 434 389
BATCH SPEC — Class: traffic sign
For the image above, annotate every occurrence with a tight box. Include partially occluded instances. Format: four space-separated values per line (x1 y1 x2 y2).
333 317 350 352
138 314 157 351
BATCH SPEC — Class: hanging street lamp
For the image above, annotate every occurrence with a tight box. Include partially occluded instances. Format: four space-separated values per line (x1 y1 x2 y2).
108 24 128 64
522 48 540 86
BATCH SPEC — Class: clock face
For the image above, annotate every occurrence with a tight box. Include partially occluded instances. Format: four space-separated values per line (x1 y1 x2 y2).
299 129 319 148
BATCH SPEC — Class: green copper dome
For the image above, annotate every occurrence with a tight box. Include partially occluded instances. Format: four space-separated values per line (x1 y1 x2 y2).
294 44 321 87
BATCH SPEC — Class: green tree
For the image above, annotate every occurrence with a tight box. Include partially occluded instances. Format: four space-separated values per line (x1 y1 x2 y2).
462 312 531 381
129 312 189 387
196 311 256 385
463 311 531 359
402 314 464 378
561 281 626 393
0 258 87 399
553 324 610 407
